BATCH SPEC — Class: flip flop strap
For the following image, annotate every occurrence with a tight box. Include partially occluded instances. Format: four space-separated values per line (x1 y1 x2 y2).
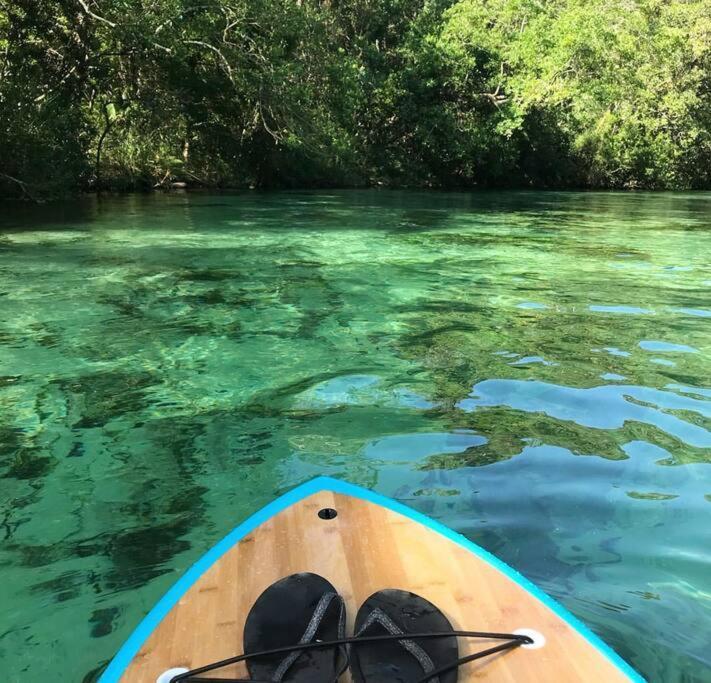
355 608 438 683
272 591 344 682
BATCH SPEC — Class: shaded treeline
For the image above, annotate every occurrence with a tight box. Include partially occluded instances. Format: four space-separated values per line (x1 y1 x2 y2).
1 0 709 198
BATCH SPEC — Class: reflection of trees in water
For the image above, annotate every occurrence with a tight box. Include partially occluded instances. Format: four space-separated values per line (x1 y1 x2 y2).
392 195 710 472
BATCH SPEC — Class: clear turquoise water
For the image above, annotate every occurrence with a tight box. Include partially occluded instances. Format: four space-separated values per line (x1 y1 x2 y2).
0 191 709 682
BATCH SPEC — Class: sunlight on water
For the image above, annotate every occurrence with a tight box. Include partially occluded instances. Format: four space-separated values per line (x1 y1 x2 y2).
0 191 709 682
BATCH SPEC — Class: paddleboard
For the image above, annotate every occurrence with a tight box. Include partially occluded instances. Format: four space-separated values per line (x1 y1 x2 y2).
100 476 644 682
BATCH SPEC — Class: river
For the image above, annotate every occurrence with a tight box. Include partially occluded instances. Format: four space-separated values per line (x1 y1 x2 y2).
0 191 709 681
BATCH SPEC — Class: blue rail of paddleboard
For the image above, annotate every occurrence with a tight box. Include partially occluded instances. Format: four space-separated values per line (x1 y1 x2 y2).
100 476 645 682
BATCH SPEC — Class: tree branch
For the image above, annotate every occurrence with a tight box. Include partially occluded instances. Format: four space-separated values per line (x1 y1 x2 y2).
77 0 116 28
95 104 120 190
34 65 78 102
183 40 234 84
478 91 508 107
154 5 215 35
0 173 40 202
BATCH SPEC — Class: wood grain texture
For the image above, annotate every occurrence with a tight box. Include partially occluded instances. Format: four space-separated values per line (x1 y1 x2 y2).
121 491 630 682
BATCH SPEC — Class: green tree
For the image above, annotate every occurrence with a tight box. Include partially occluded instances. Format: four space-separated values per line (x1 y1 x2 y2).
1 0 709 197
440 0 711 187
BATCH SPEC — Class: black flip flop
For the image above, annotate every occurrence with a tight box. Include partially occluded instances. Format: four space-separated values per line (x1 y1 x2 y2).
350 589 459 683
243 572 346 683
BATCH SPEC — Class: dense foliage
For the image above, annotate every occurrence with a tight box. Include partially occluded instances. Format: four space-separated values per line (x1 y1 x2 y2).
1 0 709 197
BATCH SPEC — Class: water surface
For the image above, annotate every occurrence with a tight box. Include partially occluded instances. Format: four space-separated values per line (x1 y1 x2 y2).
1 191 709 681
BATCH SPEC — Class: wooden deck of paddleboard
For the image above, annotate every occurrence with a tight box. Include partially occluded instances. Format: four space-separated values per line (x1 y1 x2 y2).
121 491 629 682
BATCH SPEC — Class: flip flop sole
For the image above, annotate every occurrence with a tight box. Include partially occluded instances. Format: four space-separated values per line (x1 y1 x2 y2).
243 572 344 683
351 589 458 683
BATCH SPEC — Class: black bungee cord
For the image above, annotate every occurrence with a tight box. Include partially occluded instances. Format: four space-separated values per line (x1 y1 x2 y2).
170 628 534 682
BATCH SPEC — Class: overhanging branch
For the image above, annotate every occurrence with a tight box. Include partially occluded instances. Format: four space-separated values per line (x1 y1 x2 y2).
77 0 117 28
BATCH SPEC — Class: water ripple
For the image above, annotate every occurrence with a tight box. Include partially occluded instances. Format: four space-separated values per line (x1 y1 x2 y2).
457 380 711 448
